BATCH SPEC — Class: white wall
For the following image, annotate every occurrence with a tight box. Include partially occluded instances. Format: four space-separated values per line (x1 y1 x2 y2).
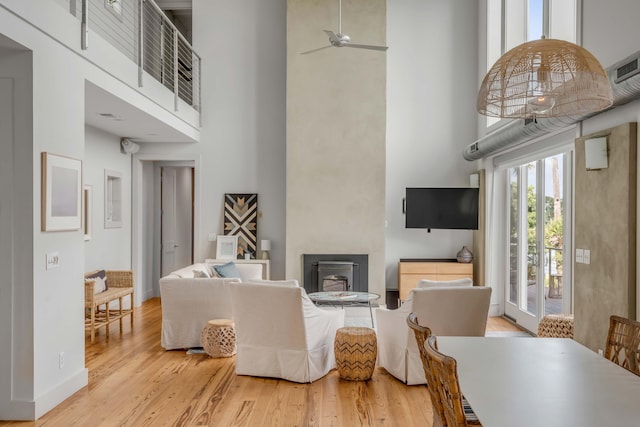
0 0 199 418
0 41 35 419
137 0 287 278
84 125 132 272
385 0 479 289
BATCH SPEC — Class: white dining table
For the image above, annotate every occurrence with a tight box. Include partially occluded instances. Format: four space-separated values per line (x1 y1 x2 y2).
437 337 640 427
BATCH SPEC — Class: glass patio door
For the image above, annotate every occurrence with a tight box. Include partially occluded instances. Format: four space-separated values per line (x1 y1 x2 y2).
505 152 571 332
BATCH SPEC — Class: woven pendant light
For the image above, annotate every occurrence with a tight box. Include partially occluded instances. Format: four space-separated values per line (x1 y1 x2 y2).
477 37 613 118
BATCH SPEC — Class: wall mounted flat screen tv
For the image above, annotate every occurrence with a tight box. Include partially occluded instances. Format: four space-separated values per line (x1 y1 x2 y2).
405 187 479 230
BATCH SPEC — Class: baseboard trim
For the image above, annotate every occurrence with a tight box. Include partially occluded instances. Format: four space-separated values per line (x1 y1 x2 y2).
488 303 501 317
34 368 88 419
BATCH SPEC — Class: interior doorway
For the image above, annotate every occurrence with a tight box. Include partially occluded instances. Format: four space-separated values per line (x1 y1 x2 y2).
131 154 200 306
160 166 194 276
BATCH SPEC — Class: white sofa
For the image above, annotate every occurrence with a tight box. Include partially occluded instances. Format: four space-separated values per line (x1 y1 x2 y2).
376 286 492 385
159 261 264 350
230 282 345 383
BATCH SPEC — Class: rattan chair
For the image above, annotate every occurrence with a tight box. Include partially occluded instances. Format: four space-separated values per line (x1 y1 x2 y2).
84 270 134 343
604 315 640 376
425 335 481 427
406 313 445 427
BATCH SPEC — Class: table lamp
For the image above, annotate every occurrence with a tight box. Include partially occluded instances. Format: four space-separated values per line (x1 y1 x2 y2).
261 240 271 260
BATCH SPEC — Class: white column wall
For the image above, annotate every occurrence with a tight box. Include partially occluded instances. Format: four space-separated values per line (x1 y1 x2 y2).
286 0 387 297
385 0 479 290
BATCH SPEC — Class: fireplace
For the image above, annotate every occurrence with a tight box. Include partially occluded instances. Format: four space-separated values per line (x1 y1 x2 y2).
302 254 368 294
318 261 354 292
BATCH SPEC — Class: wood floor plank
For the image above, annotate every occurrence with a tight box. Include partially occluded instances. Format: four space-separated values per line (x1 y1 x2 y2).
0 298 516 427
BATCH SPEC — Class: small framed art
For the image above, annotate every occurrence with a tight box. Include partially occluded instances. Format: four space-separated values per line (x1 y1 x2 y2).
216 235 238 260
41 152 83 232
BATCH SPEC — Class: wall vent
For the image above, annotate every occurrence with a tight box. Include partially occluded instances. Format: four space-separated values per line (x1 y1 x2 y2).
615 56 640 83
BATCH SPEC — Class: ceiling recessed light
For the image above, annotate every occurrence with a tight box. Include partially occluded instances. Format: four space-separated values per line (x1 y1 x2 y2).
98 113 115 117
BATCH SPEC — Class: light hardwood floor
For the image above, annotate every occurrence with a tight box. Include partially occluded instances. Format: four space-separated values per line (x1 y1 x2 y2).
2 298 521 427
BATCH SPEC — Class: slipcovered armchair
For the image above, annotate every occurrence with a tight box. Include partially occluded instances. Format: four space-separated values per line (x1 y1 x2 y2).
230 282 345 383
376 286 492 385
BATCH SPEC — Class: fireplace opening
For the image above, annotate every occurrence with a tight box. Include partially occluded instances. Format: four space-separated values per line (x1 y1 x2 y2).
302 254 368 294
318 261 354 292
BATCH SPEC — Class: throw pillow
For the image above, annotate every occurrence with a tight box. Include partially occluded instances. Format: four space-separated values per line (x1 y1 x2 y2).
86 270 108 294
417 278 473 288
86 278 107 294
193 270 209 278
213 261 242 279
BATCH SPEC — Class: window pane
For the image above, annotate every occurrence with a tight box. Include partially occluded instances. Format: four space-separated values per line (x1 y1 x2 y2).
544 154 564 314
509 168 519 305
526 162 537 315
528 0 544 41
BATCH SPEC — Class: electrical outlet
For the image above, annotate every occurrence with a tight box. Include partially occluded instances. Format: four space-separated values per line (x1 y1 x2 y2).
583 249 591 264
58 352 64 369
208 233 216 242
575 249 584 264
598 349 603 357
46 252 60 270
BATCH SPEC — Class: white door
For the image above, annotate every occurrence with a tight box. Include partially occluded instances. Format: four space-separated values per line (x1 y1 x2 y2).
504 152 572 332
160 167 194 276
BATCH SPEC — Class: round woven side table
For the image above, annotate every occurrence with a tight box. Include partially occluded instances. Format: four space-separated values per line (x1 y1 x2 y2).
334 327 377 381
201 319 237 358
537 314 574 338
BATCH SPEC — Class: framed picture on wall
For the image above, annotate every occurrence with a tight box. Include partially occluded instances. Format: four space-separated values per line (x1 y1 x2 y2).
223 193 258 259
41 152 83 232
216 235 238 260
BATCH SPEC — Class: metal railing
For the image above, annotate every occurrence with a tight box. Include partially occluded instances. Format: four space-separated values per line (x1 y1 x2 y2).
80 0 201 119
139 0 200 112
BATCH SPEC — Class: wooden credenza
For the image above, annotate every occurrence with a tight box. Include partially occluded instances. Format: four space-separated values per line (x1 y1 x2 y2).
398 259 473 301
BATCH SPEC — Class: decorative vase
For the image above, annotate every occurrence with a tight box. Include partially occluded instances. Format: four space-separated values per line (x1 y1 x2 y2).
456 246 473 263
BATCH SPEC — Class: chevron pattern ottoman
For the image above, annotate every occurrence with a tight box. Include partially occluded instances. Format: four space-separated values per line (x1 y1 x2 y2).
334 327 377 381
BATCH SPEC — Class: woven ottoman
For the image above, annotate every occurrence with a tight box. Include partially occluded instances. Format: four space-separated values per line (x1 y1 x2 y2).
334 327 377 381
201 319 237 358
537 314 574 338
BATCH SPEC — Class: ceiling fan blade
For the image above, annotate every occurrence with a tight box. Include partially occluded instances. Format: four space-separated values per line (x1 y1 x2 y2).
344 43 389 51
323 30 340 44
300 45 333 55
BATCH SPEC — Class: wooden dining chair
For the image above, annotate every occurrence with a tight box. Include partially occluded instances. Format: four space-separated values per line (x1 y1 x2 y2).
407 313 445 427
605 315 640 376
425 335 481 426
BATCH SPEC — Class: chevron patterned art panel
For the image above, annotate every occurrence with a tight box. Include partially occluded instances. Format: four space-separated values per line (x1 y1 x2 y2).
224 193 258 259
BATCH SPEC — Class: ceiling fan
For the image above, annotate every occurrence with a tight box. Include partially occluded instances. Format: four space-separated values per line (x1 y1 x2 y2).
301 0 389 55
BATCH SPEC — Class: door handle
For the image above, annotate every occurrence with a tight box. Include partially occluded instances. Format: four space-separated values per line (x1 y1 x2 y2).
174 244 180 248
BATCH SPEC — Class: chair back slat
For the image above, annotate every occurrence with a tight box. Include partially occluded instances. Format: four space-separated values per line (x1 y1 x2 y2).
605 315 640 376
425 335 480 427
407 313 445 427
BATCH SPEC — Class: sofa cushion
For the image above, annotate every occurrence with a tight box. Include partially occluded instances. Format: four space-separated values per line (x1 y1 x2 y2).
193 270 209 278
214 261 242 279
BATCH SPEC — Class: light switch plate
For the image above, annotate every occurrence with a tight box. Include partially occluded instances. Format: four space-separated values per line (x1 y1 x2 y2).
575 249 584 264
46 252 60 269
583 249 591 264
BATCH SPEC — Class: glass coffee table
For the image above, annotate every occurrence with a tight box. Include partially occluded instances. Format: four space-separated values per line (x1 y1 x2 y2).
307 291 380 328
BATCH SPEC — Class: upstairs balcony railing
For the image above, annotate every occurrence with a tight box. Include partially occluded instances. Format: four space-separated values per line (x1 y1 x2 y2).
79 0 200 120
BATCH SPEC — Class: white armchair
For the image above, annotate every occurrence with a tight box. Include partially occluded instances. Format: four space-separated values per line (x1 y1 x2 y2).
230 282 345 383
376 286 492 385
